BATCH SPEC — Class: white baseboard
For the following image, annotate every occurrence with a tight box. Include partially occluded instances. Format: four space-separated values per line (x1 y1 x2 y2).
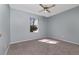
10 37 47 44
51 36 79 45
10 36 79 47
10 39 37 44
4 44 10 55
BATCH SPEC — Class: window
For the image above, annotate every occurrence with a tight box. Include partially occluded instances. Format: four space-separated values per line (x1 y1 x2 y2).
30 16 39 33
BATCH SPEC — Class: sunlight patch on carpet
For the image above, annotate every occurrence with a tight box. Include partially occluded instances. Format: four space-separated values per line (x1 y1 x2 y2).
38 39 59 44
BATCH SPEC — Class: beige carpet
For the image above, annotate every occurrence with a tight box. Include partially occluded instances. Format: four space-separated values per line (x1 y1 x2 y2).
7 38 79 55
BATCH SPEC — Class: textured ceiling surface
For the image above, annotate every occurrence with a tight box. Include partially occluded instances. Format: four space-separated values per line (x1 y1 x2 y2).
10 4 79 17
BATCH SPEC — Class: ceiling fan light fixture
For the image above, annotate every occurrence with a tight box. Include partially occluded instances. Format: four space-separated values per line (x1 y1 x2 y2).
44 10 47 13
39 4 55 13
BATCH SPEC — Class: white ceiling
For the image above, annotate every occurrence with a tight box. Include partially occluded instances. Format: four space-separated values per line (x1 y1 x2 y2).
10 4 79 17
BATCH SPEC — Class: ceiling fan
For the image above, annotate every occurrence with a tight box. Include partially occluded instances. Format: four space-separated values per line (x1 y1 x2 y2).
39 4 55 13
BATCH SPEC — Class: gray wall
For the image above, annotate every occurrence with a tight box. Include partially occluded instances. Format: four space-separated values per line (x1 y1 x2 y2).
48 6 79 44
10 5 79 44
10 8 47 43
0 4 10 54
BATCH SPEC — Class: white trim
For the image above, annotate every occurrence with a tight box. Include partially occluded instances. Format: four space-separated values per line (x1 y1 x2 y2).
4 44 10 55
51 36 79 46
10 39 37 44
10 36 79 45
10 37 47 44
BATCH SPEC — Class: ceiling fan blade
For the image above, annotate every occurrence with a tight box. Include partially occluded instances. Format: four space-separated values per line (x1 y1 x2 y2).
48 4 55 9
40 4 45 8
